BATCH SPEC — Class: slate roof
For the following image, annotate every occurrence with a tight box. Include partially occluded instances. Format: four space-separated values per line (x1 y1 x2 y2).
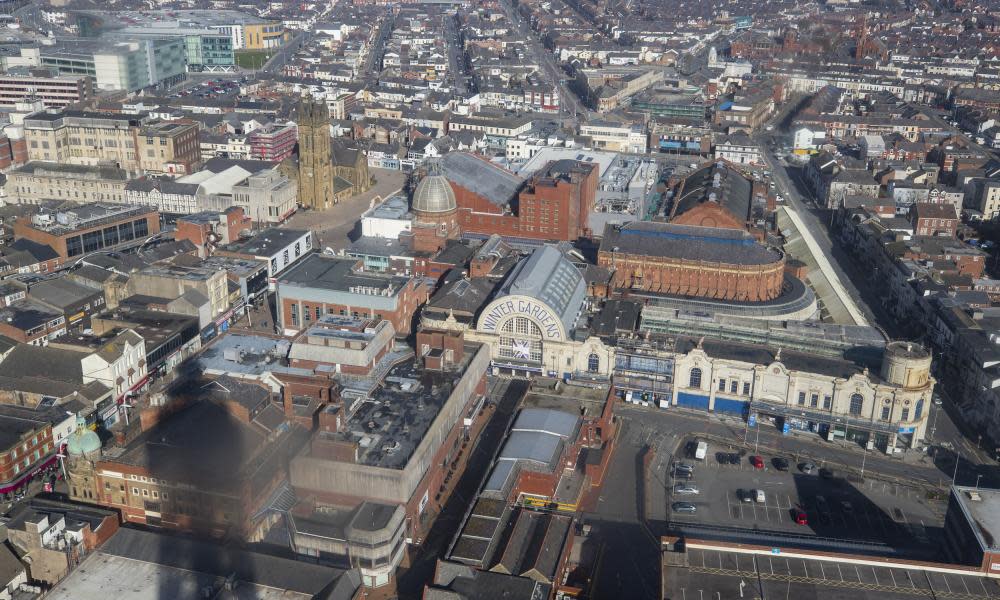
439 152 523 206
600 222 783 266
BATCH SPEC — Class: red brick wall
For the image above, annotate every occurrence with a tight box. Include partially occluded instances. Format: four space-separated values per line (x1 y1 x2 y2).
598 251 786 302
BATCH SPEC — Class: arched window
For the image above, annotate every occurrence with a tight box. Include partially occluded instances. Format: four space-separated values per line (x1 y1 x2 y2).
689 368 702 389
849 393 864 416
914 398 924 421
587 353 600 373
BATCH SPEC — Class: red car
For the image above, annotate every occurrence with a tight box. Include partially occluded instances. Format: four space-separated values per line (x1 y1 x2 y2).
750 455 765 469
793 509 808 525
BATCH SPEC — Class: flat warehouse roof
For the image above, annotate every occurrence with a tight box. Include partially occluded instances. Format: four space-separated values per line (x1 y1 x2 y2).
665 548 1000 600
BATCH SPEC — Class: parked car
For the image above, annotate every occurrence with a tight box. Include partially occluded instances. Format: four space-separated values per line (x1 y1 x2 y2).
793 509 808 525
840 500 853 513
773 457 790 471
673 462 694 474
674 484 700 495
729 452 741 464
673 470 693 481
716 451 728 465
672 502 697 513
736 488 754 503
799 462 816 474
819 468 835 480
754 489 766 503
815 495 831 516
750 455 765 469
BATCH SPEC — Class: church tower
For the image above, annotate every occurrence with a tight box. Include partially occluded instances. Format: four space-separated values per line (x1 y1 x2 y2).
296 97 335 210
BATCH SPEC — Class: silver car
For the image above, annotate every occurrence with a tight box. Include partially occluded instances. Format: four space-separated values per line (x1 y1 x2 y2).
674 484 700 495
672 502 697 513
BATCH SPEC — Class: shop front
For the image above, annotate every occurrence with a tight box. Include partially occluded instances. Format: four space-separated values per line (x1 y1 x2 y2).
750 399 898 452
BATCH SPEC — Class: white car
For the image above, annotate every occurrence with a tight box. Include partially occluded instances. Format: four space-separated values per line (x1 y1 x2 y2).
775 195 784 203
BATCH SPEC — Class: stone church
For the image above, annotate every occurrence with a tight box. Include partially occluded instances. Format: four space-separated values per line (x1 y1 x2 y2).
281 98 373 209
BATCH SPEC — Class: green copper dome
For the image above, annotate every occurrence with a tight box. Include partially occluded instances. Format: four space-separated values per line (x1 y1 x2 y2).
66 417 101 457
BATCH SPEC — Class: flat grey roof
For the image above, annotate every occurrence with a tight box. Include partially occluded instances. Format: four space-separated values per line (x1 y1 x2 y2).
440 152 523 206
952 486 1000 552
666 547 1000 600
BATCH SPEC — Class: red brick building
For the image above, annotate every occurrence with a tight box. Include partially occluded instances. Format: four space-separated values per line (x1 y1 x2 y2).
598 221 786 302
0 413 56 494
175 207 252 257
911 202 958 237
276 254 428 335
13 204 160 260
436 152 598 242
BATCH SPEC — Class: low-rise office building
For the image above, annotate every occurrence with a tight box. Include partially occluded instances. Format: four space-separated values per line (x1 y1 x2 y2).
13 204 160 260
216 227 314 285
276 254 428 336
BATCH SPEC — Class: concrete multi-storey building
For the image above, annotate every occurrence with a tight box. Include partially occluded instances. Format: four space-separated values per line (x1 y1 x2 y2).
579 121 647 153
0 72 92 109
230 169 297 224
23 110 146 170
21 38 186 92
7 162 129 206
248 122 297 162
136 122 201 175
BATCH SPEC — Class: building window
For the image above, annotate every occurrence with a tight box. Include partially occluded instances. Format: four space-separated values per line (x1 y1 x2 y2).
730 380 738 394
914 398 923 421
810 393 818 407
798 392 806 406
290 304 298 325
823 395 832 410
718 378 726 392
881 406 890 421
742 382 751 395
901 408 909 422
849 394 864 416
689 368 702 388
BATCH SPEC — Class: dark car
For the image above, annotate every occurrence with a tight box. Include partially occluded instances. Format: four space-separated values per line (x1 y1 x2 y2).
819 468 835 480
773 457 790 471
673 470 693 481
672 502 697 513
736 488 754 503
716 451 728 464
728 452 741 464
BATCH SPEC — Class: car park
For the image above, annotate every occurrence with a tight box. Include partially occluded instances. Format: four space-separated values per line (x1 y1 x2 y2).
672 502 697 513
750 455 764 469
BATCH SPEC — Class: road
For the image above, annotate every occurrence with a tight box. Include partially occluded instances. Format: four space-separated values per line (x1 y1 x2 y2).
361 15 392 76
262 31 308 74
281 167 406 251
500 0 585 118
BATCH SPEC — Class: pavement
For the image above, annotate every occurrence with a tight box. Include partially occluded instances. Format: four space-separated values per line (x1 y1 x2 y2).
281 167 406 251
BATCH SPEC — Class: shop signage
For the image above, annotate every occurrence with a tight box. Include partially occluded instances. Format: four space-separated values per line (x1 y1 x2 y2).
480 297 561 340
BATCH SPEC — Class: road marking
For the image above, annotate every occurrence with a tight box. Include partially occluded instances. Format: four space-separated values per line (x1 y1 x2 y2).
836 563 843 582
941 573 952 593
889 568 896 587
871 567 879 586
960 575 971 595
854 565 862 582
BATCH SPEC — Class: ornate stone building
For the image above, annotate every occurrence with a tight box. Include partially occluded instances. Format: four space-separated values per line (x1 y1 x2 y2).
295 98 334 210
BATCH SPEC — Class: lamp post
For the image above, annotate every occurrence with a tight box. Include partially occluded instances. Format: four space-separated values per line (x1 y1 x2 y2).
860 442 868 482
952 450 961 486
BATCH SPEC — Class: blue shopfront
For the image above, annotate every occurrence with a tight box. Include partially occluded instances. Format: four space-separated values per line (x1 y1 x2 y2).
713 396 750 417
676 392 710 411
